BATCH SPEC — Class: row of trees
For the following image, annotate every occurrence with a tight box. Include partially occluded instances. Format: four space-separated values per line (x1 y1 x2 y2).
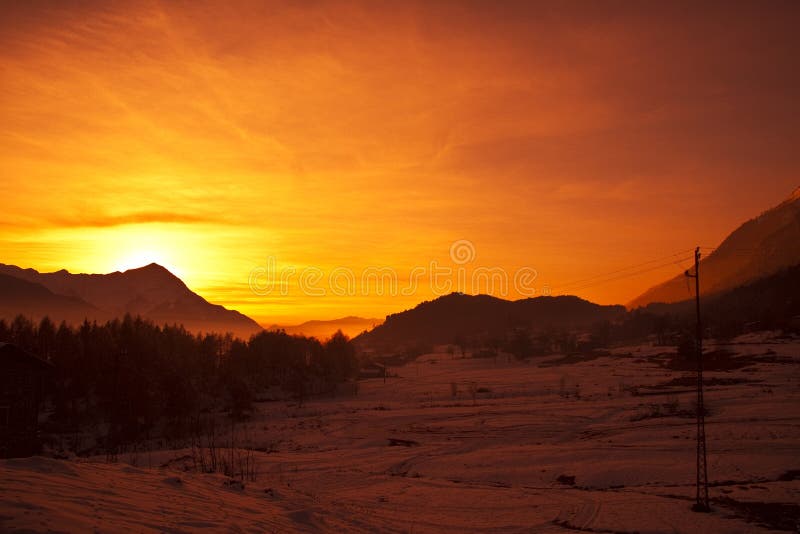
449 323 615 361
452 291 799 362
0 314 358 449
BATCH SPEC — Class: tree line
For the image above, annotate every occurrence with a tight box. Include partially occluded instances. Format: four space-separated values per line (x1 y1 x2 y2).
0 314 358 451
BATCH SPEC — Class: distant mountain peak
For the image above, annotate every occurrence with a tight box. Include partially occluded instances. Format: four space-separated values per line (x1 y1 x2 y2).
269 315 382 339
125 262 173 274
119 263 186 287
789 186 800 202
0 262 262 339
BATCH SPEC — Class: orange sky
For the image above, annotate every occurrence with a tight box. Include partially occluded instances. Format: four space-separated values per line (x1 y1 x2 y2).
1 1 798 324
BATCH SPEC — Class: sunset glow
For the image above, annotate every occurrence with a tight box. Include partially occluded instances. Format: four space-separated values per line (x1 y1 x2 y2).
1 1 798 324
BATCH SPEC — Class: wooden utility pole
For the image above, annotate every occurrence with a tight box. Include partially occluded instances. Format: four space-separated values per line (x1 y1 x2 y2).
686 246 710 512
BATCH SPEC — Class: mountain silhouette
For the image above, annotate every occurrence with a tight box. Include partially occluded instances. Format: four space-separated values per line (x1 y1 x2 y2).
0 263 262 338
355 292 624 350
0 273 99 324
629 187 800 308
268 316 382 339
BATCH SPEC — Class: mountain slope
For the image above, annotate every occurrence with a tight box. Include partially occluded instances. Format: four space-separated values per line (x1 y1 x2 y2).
0 274 100 324
355 292 625 350
268 316 382 339
629 187 800 308
0 263 262 338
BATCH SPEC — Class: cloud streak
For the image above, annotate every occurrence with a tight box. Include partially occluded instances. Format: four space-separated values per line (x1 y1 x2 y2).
1 1 798 322
47 211 228 229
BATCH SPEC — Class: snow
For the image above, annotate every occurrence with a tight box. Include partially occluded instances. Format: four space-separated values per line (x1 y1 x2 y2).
2 335 799 532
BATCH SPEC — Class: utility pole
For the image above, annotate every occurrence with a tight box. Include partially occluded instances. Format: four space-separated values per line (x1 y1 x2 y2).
685 246 710 512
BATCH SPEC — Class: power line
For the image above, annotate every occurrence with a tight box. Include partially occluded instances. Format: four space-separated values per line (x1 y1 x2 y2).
558 258 693 293
553 244 764 296
562 255 695 293
558 249 694 291
556 248 696 291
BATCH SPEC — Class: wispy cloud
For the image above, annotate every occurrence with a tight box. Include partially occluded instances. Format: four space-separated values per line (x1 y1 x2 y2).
1 1 798 318
48 211 227 229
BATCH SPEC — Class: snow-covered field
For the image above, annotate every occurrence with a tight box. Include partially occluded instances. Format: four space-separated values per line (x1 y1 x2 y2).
2 335 799 533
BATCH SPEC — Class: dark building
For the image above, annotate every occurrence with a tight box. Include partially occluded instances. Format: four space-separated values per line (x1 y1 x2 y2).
0 342 51 458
